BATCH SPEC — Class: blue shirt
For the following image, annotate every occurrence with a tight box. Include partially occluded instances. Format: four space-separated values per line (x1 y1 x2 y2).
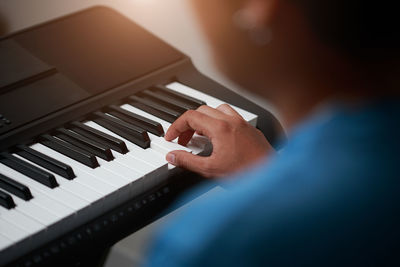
144 101 400 266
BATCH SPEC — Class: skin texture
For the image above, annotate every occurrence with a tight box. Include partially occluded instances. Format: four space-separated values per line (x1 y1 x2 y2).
165 104 272 177
164 0 395 177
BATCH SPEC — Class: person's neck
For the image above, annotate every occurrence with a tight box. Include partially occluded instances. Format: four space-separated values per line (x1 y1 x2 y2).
273 87 370 131
265 59 372 131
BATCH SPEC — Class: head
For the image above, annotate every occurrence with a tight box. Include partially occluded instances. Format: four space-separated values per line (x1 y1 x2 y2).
190 0 400 126
0 11 7 37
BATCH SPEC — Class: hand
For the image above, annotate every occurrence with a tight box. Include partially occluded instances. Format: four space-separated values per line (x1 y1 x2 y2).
164 104 273 177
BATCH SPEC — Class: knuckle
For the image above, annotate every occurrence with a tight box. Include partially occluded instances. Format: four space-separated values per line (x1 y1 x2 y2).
196 105 208 112
185 109 196 117
218 103 230 109
215 120 231 133
229 115 247 129
234 117 248 128
182 110 199 122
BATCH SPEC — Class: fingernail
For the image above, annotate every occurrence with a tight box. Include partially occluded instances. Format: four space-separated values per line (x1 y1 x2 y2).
166 153 176 164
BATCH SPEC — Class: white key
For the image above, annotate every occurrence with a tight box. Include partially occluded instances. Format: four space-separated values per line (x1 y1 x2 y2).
16 149 102 203
85 120 166 165
31 144 114 196
0 205 44 234
54 177 100 204
1 190 59 226
98 158 142 183
0 218 28 243
97 158 144 192
107 148 164 188
96 158 137 187
50 148 138 194
126 144 166 168
11 154 89 211
105 112 193 155
69 159 122 189
122 103 212 152
115 155 155 175
120 104 170 132
0 163 73 219
153 136 195 153
120 104 208 169
0 233 12 251
32 142 146 200
166 82 258 126
84 122 168 186
119 105 203 155
85 121 167 167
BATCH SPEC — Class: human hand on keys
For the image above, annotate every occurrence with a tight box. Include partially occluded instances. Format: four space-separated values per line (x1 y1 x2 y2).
164 104 273 177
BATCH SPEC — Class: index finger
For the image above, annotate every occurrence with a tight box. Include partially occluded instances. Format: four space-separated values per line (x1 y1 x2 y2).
216 104 243 118
165 110 220 142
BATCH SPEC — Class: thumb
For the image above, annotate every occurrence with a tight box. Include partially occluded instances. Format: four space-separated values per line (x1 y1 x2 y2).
166 150 209 174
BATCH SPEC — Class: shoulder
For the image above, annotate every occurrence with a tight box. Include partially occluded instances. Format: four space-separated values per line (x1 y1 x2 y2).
145 103 400 266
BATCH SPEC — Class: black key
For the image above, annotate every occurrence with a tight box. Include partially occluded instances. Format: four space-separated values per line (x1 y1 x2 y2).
0 173 32 200
0 152 58 188
69 121 128 154
108 105 164 137
129 95 181 123
92 112 150 149
40 135 99 168
142 89 192 113
128 99 176 123
16 145 75 180
151 85 206 108
138 91 187 115
0 189 15 209
55 128 114 161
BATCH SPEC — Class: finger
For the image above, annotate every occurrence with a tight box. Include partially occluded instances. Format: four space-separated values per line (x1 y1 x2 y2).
216 104 243 118
196 105 228 120
166 150 210 175
177 130 195 146
164 110 219 141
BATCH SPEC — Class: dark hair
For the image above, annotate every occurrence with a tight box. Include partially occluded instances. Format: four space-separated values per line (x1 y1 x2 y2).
291 0 399 62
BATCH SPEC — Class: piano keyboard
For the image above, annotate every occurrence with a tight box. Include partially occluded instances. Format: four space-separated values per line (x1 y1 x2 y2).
0 82 258 252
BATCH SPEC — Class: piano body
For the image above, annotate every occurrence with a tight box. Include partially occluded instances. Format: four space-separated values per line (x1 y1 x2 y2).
0 6 284 266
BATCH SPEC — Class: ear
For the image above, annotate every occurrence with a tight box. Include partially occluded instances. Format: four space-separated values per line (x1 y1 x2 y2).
241 0 279 27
